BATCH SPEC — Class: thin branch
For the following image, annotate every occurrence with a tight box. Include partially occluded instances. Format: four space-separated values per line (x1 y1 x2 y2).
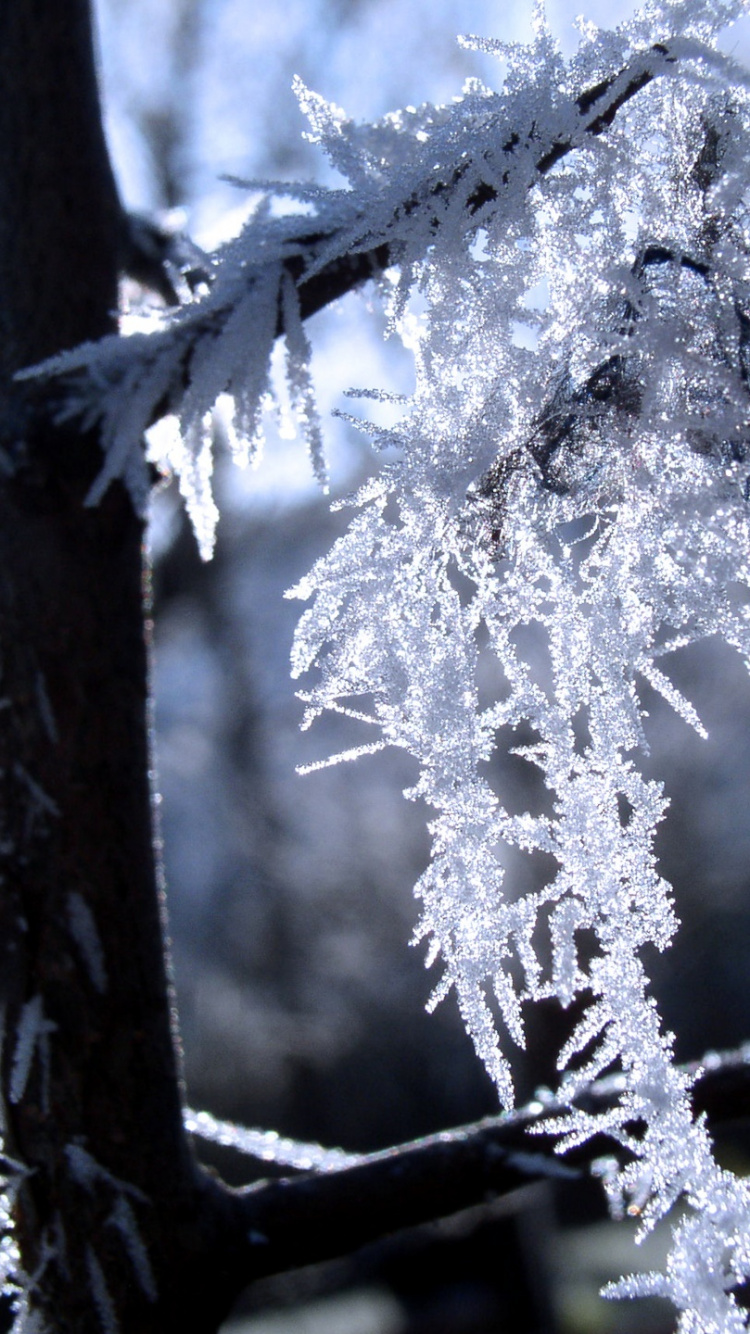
227 1109 579 1282
287 44 676 326
18 41 681 531
203 1043 750 1290
119 211 211 306
123 50 674 325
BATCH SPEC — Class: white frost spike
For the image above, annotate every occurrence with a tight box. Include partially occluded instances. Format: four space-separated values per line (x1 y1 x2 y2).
9 1300 48 1334
292 77 369 187
281 272 327 490
9 997 55 1106
174 418 218 562
296 741 387 774
65 1144 148 1203
34 673 58 746
66 893 108 994
86 1246 120 1334
84 342 182 515
637 660 708 739
183 1107 361 1172
12 766 58 822
106 1196 157 1303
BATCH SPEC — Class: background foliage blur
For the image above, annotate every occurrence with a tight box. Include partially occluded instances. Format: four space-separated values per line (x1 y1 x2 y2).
93 2 750 1328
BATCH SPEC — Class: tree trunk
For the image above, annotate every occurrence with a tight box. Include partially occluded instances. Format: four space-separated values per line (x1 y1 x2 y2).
0 6 234 1331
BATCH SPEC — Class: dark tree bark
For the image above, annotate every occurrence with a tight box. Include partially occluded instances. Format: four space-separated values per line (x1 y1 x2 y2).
0 6 236 1332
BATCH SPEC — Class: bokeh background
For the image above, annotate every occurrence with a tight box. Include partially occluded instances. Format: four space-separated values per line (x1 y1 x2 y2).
92 2 750 1329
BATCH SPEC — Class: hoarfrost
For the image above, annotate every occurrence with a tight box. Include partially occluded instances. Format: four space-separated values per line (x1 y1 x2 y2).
286 3 750 1329
34 674 57 747
64 1148 154 1315
184 1107 361 1172
12 768 58 828
10 1308 47 1334
86 1246 119 1334
9 999 55 1107
66 894 108 995
106 1197 157 1303
19 4 692 556
64 1144 147 1203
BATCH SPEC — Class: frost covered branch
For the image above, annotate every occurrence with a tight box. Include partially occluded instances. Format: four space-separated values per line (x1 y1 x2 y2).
186 1045 750 1288
119 210 212 306
20 32 684 555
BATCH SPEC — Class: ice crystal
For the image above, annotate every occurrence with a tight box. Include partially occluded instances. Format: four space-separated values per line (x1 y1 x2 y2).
64 1144 147 1203
66 893 108 995
184 1107 361 1172
86 1246 119 1334
106 1197 157 1304
9 1000 55 1109
287 3 750 1329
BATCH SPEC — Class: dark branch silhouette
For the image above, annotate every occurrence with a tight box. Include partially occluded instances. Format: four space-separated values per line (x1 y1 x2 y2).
189 1044 750 1293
